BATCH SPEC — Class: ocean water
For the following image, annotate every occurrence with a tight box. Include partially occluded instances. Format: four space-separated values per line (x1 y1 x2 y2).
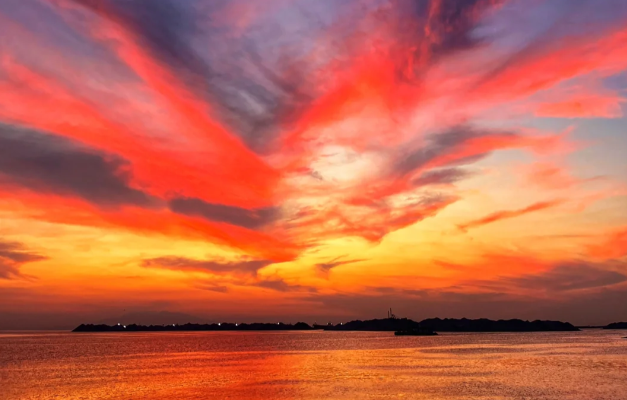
1 330 626 399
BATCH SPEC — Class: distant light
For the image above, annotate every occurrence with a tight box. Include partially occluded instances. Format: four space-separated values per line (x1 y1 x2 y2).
117 323 120 326
340 323 343 325
123 325 126 329
235 323 238 327
218 323 221 326
173 324 176 327
277 322 280 325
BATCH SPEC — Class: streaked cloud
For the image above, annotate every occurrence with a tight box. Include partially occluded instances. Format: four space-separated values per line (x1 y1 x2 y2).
315 256 366 278
0 123 156 208
458 200 565 231
501 262 627 292
168 198 280 229
0 239 47 279
141 256 273 277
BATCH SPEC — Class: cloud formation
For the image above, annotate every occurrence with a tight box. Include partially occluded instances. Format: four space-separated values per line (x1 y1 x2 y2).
253 278 317 293
168 198 280 229
412 168 473 187
0 239 47 279
0 0 626 326
142 256 314 293
141 257 273 277
458 200 565 231
587 228 627 259
502 262 627 292
315 256 366 278
0 123 155 208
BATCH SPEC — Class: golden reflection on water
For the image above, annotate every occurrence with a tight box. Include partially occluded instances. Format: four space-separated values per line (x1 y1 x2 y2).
1 330 626 399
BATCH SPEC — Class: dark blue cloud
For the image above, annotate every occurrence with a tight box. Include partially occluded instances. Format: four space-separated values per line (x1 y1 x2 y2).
409 0 491 53
0 123 156 208
391 127 498 178
0 239 48 279
411 167 473 187
66 0 315 153
142 256 273 277
168 197 280 229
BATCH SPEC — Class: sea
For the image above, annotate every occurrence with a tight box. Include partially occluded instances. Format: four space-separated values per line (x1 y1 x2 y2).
1 329 626 399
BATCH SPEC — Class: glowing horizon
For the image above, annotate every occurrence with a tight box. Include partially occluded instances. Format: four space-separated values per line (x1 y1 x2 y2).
1 0 626 329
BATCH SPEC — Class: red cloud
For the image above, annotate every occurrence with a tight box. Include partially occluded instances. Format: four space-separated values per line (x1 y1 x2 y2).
0 0 625 268
536 94 625 119
474 26 627 102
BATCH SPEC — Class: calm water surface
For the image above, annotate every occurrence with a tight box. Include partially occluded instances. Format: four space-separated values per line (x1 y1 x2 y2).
1 330 626 399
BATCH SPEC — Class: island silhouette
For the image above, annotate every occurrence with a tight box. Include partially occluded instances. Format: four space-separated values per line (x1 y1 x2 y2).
603 322 627 330
73 316 579 333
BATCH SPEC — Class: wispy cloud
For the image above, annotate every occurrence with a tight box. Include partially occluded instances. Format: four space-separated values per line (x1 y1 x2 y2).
587 227 627 259
0 239 48 279
141 256 274 277
315 256 366 278
168 198 280 229
458 200 565 231
501 262 627 292
252 278 318 293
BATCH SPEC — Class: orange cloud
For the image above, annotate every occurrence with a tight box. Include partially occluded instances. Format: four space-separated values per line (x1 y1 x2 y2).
587 228 627 260
458 199 565 231
0 186 298 262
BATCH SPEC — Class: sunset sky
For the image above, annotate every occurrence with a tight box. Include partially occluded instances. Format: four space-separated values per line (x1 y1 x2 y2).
1 0 627 329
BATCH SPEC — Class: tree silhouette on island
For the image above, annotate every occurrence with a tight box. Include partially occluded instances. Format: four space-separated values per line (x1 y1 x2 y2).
73 316 581 333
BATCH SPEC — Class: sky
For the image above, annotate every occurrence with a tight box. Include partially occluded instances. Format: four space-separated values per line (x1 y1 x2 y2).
1 0 627 329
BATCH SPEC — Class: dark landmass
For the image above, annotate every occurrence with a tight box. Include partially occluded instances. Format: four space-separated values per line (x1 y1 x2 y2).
73 322 313 332
417 318 579 332
323 318 421 331
324 318 578 332
603 322 627 329
74 317 579 332
576 326 604 329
